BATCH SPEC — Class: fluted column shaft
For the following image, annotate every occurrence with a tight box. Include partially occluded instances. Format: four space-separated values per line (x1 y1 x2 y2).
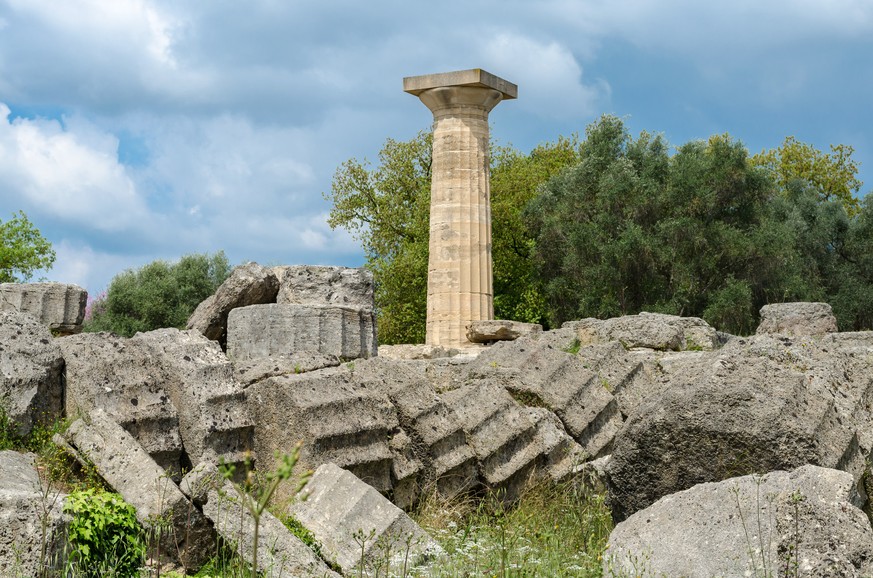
417 87 501 347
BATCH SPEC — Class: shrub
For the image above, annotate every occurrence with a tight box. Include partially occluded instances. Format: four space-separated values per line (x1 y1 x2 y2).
63 489 146 577
85 251 231 337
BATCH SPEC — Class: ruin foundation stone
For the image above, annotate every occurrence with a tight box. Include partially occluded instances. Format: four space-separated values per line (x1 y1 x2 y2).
0 451 68 576
186 262 279 348
226 303 376 362
274 264 374 310
289 463 443 575
64 409 215 572
58 332 184 474
181 463 341 578
756 301 839 336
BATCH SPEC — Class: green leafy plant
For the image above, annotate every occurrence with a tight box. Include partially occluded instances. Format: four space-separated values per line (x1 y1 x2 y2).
63 489 146 577
563 338 582 355
0 402 20 450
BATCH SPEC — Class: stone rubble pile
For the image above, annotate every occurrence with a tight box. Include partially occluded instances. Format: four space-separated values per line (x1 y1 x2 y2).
3 270 873 577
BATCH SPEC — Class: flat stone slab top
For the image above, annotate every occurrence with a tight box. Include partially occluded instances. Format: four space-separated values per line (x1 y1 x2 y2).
403 68 517 99
467 319 543 343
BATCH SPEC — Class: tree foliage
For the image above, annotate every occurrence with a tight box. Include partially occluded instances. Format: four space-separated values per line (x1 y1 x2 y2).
490 137 582 325
769 181 873 331
327 132 432 344
528 116 871 334
752 136 863 215
0 211 56 283
85 251 231 337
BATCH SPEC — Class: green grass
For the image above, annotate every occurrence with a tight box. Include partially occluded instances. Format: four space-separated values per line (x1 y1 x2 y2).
562 338 582 355
409 477 613 577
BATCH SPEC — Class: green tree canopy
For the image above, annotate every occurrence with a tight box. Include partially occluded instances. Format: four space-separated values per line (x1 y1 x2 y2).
0 211 56 283
85 251 231 337
527 116 816 334
327 131 432 344
771 182 873 331
490 136 582 325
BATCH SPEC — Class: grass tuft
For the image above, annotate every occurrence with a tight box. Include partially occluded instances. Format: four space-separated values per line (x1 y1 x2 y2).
413 476 613 577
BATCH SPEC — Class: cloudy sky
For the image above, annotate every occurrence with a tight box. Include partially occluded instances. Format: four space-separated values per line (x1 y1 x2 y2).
1 0 871 296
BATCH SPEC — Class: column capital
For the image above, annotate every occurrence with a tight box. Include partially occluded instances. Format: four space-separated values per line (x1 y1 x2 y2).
403 68 517 99
404 69 517 120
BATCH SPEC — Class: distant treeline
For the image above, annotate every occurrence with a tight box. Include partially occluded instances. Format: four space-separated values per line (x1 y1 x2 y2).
327 115 873 343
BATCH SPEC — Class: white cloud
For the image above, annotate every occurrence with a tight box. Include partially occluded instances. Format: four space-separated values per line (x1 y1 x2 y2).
0 104 149 231
41 240 140 293
7 0 179 66
136 113 316 211
1 0 868 295
480 32 608 120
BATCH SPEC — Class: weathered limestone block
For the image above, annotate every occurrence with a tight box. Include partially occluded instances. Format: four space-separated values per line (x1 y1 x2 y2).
226 303 376 362
757 301 838 336
248 368 398 496
0 282 87 335
233 352 340 387
132 329 254 469
570 315 684 351
289 463 443 575
180 463 341 578
606 466 873 578
352 357 478 499
58 332 183 474
606 335 872 520
0 451 68 576
64 410 214 572
575 342 656 419
186 262 279 347
468 335 622 459
0 310 64 437
441 381 544 500
388 429 424 510
466 319 542 343
823 331 873 350
275 265 374 310
637 312 719 350
227 303 378 362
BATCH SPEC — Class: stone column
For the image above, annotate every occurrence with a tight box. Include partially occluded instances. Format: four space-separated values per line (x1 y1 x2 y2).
404 69 517 347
